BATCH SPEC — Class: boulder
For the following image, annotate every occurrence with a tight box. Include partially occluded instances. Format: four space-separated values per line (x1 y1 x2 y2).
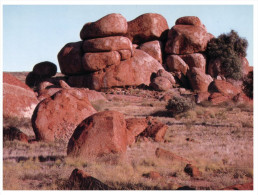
68 49 164 90
175 16 203 27
69 169 112 190
156 69 176 85
3 126 29 143
25 72 46 87
184 164 201 178
166 55 189 75
82 36 132 53
187 67 213 92
155 148 191 164
58 41 84 75
126 118 148 145
208 80 241 97
32 61 57 78
3 73 39 119
165 25 212 54
139 40 163 63
32 89 97 143
82 51 121 72
180 53 206 72
67 111 128 159
241 57 250 75
208 92 230 105
80 13 128 40
126 13 169 44
139 118 168 142
150 76 172 91
232 93 253 105
59 80 71 89
37 88 62 102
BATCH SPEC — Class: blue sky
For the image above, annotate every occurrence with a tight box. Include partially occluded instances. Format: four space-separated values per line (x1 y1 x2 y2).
3 5 253 72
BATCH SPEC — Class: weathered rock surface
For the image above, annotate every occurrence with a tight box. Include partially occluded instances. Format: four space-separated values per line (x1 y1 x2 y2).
184 164 201 178
180 53 206 72
208 92 230 105
165 25 212 54
32 89 97 143
175 16 203 27
221 182 253 190
151 77 172 91
208 80 241 97
82 36 132 53
67 111 128 159
139 40 163 63
58 41 84 75
68 49 164 90
126 13 169 44
126 118 148 145
155 148 191 164
187 67 213 92
195 92 211 103
32 61 57 78
80 13 128 40
166 55 189 75
69 169 112 190
3 73 39 119
156 69 176 85
82 51 121 72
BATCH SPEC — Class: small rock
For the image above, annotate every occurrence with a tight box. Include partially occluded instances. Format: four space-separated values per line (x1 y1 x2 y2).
184 164 201 178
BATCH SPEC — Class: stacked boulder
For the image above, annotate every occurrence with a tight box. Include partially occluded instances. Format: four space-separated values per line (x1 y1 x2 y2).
26 61 57 87
165 16 214 92
58 13 173 91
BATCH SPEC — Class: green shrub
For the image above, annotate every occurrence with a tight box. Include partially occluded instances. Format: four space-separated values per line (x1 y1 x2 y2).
166 96 195 116
206 30 248 80
243 71 253 99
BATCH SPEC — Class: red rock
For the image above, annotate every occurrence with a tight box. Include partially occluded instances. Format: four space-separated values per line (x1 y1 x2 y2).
126 118 148 145
3 126 29 143
139 40 163 63
80 13 127 40
174 72 190 88
241 57 250 75
126 13 169 44
221 182 253 190
175 16 202 27
180 53 206 72
166 55 189 75
195 92 211 103
3 73 39 119
68 49 164 90
82 51 121 72
143 171 162 180
37 88 62 102
184 164 201 178
118 49 132 60
67 111 128 159
208 92 230 105
208 80 241 97
82 36 132 53
156 69 176 85
58 41 84 75
232 93 253 105
32 61 57 77
38 81 55 92
59 80 71 89
155 148 191 163
32 89 97 143
140 118 168 142
165 25 212 54
151 77 172 91
69 169 112 190
187 67 213 92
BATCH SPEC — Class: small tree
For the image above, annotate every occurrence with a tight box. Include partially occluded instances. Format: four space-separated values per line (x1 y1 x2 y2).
206 30 248 80
166 96 195 116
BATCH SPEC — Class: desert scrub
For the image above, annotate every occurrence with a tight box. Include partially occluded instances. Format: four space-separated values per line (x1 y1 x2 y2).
243 70 253 99
206 30 248 80
166 96 195 117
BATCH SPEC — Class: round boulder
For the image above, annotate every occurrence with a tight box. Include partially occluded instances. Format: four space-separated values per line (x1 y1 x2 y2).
33 61 57 78
67 110 128 159
151 76 172 91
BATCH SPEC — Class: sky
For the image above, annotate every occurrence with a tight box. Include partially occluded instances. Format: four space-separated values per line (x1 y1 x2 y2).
3 4 254 72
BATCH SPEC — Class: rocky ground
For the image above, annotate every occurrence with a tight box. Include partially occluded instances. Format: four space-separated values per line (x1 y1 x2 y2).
3 72 253 190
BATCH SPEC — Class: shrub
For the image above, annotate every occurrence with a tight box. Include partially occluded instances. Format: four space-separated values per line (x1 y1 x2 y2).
243 71 253 99
166 96 195 116
206 30 248 80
